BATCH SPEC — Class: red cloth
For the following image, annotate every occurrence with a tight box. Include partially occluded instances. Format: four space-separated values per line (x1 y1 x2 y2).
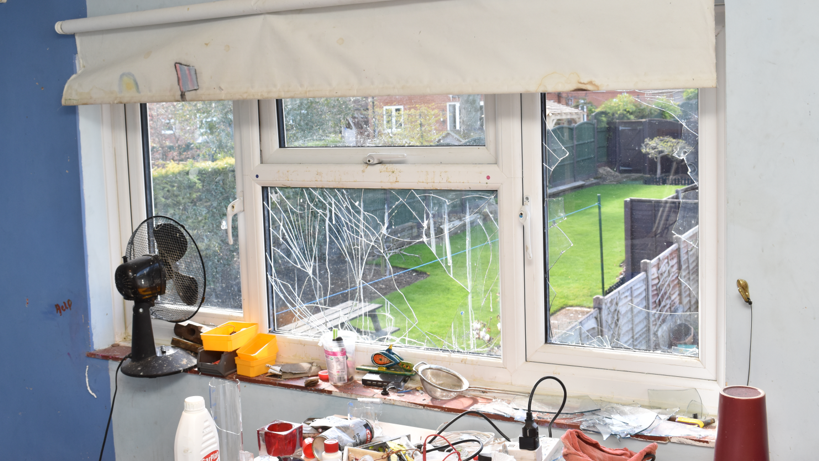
561 429 657 461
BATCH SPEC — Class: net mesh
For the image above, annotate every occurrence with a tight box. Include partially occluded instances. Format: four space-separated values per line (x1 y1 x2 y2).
125 216 206 322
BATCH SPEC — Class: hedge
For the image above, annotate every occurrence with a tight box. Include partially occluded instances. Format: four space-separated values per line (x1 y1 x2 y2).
152 157 241 310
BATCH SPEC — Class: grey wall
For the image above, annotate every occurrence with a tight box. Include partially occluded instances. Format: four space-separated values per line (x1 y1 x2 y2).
724 0 819 457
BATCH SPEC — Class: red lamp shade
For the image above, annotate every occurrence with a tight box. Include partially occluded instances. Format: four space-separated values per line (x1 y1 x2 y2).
714 386 769 461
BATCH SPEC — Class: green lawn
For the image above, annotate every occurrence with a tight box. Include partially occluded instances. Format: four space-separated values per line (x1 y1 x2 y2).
548 183 678 313
352 222 500 351
350 182 677 346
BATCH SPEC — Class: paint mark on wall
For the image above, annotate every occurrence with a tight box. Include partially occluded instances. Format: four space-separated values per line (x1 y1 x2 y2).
118 72 140 94
85 366 97 398
55 299 72 316
175 63 199 101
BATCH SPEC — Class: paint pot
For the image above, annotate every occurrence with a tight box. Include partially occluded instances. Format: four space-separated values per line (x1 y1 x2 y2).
714 386 769 461
311 419 374 460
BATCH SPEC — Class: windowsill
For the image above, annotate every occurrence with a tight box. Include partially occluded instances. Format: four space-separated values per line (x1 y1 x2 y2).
88 346 716 448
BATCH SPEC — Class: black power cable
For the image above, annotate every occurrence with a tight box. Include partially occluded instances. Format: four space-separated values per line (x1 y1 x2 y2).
427 410 511 445
424 438 485 461
99 354 130 461
519 376 567 449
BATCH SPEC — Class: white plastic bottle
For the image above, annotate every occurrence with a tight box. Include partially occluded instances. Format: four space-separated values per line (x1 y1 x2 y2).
174 396 220 461
320 439 341 461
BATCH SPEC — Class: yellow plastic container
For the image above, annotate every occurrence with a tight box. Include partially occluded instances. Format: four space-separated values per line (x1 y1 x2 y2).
235 355 277 377
201 321 258 351
236 333 278 362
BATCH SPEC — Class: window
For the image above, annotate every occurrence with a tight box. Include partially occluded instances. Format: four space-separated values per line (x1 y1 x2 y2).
141 101 243 312
278 95 486 148
383 106 403 133
111 85 721 400
542 90 701 357
263 187 501 355
447 102 460 131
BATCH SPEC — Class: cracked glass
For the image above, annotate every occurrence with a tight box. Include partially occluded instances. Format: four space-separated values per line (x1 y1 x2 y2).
543 90 700 356
264 187 501 356
280 95 486 147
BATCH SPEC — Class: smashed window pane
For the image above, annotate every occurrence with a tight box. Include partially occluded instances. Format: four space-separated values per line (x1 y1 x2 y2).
280 95 485 147
544 90 699 356
264 187 501 356
145 102 242 311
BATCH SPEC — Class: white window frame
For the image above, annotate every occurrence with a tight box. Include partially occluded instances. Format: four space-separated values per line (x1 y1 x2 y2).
90 14 724 405
447 102 460 131
522 88 722 383
251 94 525 378
261 97 497 165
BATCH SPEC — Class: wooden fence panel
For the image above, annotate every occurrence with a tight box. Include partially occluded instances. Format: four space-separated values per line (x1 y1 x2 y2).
595 272 650 350
675 226 699 313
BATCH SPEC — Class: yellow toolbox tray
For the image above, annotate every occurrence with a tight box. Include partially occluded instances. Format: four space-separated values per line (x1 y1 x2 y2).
236 333 278 362
201 321 258 351
235 355 277 377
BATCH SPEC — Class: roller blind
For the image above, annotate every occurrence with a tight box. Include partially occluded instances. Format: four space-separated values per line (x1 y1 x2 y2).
60 0 715 105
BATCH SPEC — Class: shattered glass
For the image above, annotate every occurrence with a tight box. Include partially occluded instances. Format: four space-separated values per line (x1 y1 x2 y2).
280 95 486 147
264 187 501 355
544 90 701 356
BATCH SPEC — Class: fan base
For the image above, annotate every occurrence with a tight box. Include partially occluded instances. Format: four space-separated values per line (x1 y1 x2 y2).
121 346 197 378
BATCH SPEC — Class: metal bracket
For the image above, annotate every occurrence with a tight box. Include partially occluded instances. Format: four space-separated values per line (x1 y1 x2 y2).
519 196 533 260
226 197 244 245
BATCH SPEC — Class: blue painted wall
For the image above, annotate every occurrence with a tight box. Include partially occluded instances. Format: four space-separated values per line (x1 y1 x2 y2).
0 0 115 459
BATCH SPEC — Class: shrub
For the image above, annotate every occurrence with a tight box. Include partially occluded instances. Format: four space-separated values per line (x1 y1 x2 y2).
152 157 241 310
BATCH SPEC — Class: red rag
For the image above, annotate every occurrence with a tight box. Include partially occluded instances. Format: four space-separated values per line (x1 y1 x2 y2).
560 429 657 461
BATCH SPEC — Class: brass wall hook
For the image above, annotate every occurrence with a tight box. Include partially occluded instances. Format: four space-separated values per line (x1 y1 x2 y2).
737 279 753 306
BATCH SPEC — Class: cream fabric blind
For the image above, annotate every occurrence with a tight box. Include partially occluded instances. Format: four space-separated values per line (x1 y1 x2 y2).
60 0 715 105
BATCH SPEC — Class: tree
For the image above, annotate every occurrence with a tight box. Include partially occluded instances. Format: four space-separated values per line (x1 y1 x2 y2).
592 94 681 127
147 101 234 164
375 104 442 146
640 136 693 178
282 97 358 146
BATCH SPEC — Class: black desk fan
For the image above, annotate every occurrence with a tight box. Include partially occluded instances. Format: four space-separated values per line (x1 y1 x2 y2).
114 216 206 378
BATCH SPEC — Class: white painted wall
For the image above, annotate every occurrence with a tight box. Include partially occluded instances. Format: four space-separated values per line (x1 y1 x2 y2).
78 105 118 350
724 1 819 458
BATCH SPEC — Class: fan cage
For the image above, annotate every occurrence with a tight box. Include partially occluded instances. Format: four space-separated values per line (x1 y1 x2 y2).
124 216 207 322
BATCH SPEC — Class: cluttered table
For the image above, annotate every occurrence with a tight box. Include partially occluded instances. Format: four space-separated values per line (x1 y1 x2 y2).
89 337 717 453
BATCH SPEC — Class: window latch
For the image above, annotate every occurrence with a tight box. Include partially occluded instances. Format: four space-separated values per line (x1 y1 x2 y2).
226 197 244 245
365 153 406 165
519 196 533 260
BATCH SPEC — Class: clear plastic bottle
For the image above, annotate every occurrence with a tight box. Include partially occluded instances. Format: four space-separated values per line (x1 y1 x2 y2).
174 396 220 461
323 338 348 385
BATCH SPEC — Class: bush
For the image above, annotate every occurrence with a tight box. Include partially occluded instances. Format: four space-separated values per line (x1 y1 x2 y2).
152 157 241 310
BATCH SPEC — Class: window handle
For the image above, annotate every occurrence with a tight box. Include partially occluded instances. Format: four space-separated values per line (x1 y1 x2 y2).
365 153 406 165
519 196 533 260
226 197 244 245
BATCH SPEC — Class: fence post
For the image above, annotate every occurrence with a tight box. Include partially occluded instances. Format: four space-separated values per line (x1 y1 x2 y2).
598 194 605 296
593 295 604 343
593 119 599 166
572 125 578 183
641 259 653 350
